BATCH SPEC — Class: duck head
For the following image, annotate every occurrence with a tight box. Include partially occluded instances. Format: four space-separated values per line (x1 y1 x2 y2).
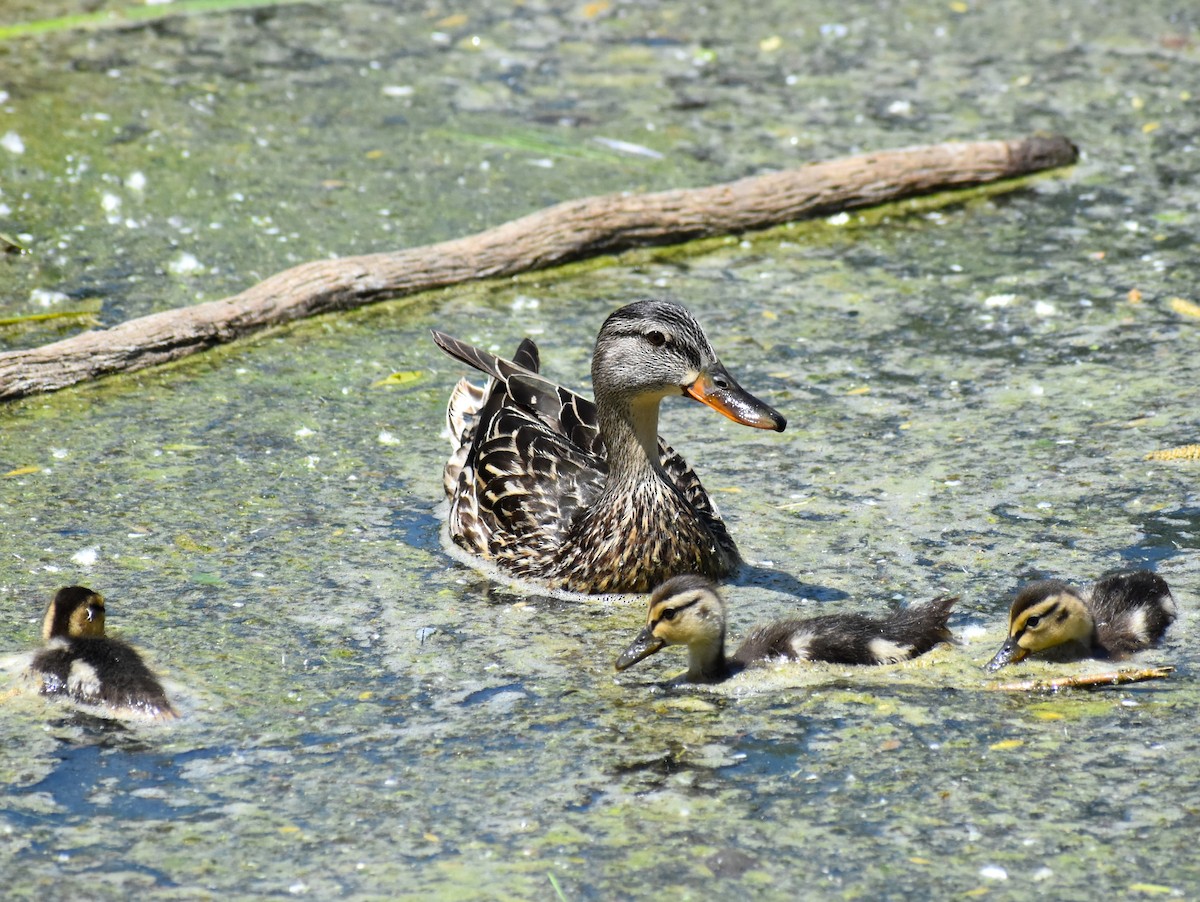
985 580 1094 671
591 300 786 437
616 574 728 679
42 585 107 641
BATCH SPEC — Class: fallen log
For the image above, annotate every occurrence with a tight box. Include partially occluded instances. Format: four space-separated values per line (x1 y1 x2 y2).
0 133 1078 401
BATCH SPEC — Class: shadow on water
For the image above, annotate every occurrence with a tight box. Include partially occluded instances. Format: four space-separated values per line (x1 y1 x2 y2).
9 723 217 825
732 563 849 602
1120 506 1200 568
389 504 442 554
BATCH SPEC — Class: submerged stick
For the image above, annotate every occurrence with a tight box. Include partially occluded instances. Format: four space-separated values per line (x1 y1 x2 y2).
0 133 1078 402
988 665 1174 692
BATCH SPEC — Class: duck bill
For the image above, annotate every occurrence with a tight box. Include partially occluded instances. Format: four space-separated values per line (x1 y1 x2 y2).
615 626 666 672
684 364 786 432
985 636 1029 672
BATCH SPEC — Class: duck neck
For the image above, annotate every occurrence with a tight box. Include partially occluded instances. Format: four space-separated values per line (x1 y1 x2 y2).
1082 612 1102 656
597 394 667 484
687 629 732 683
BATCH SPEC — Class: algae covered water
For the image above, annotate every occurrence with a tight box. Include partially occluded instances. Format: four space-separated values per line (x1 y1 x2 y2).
1 1 1198 898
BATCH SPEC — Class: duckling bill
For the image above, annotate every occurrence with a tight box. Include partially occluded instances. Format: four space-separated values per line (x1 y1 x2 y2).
985 570 1176 671
28 586 178 720
433 299 786 594
616 575 956 684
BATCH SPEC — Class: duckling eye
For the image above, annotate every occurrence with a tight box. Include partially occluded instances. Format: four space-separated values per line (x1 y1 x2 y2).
1025 615 1041 628
662 608 677 621
645 330 667 347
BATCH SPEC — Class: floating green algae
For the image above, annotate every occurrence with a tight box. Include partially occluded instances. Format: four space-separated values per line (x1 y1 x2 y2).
1 0 1199 899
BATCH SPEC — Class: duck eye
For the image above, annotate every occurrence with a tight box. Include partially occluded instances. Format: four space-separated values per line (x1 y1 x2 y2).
645 330 667 347
1025 615 1041 628
662 608 676 621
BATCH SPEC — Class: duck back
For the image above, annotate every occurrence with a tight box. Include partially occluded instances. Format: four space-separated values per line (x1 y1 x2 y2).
732 595 956 667
32 637 176 718
1090 571 1177 658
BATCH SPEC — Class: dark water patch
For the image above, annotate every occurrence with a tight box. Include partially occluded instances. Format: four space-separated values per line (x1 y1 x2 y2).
10 741 219 824
389 504 440 553
733 563 848 602
1109 506 1200 569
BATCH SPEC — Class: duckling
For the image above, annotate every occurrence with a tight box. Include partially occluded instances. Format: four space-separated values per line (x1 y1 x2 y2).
615 574 957 683
28 586 178 719
432 299 786 595
985 570 1176 671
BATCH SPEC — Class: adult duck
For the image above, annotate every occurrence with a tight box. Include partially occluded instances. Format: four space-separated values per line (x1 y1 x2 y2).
432 299 786 594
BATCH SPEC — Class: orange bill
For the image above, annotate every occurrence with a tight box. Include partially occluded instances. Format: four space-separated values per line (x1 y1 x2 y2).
684 363 786 432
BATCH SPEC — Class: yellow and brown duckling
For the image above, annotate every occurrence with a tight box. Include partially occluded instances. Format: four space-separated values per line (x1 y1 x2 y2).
615 574 957 683
433 299 786 595
985 570 1176 671
28 586 178 719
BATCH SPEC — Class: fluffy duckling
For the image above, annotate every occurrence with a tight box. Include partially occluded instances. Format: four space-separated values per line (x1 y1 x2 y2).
985 570 1176 671
28 586 178 719
615 574 957 683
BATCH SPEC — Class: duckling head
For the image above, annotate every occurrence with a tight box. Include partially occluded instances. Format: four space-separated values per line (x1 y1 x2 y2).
615 574 727 679
985 580 1094 671
591 301 785 454
42 585 107 642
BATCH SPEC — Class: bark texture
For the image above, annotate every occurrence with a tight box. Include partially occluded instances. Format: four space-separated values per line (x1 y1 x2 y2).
0 134 1078 401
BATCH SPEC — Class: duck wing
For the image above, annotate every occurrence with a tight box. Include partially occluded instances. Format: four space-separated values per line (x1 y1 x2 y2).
657 443 727 527
432 330 540 384
438 334 540 492
433 330 599 453
1090 571 1177 657
870 594 957 661
434 331 728 569
457 376 607 560
434 332 608 561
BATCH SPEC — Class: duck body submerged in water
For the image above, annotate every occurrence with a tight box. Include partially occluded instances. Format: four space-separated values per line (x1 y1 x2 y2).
433 300 786 594
985 570 1176 670
28 586 178 720
616 574 957 683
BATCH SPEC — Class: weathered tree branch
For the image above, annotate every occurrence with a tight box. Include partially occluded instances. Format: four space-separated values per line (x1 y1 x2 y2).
0 133 1077 401
988 665 1174 692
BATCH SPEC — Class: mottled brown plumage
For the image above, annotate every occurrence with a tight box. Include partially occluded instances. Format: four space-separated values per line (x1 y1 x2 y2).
616 575 957 683
986 570 1176 670
433 300 786 594
28 586 178 719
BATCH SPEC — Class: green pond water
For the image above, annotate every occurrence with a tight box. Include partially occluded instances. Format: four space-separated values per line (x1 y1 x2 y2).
1 0 1198 898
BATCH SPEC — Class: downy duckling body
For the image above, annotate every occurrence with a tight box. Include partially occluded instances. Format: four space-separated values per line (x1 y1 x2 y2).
28 586 178 719
433 299 786 595
615 574 957 683
985 570 1176 671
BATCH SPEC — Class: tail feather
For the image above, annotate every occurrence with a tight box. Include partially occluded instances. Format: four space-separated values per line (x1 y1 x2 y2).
884 594 957 648
511 337 540 373
431 330 541 382
446 377 486 445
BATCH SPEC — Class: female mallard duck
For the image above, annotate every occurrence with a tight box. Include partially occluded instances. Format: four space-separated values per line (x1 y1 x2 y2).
432 299 786 594
615 574 957 683
28 586 178 719
985 570 1176 671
